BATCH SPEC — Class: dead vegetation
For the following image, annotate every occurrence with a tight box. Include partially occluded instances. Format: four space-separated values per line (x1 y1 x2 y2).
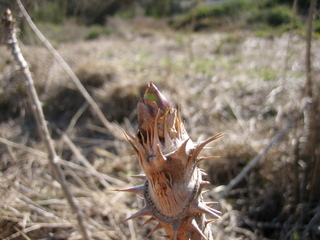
0 5 320 240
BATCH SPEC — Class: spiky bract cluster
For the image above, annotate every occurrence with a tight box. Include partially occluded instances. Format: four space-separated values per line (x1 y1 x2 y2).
119 82 222 240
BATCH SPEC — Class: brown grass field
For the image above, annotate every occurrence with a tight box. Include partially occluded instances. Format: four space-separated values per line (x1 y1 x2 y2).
0 17 319 239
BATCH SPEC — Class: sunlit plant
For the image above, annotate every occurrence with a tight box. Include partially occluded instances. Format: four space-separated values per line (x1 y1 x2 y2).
118 82 223 239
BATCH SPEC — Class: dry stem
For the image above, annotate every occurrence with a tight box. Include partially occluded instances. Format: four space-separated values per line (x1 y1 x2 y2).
2 8 90 240
217 109 302 199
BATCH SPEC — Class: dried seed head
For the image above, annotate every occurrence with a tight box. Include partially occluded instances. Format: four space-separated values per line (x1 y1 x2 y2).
123 82 222 239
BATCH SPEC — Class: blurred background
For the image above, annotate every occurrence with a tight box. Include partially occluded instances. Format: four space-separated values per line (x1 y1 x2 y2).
0 0 319 239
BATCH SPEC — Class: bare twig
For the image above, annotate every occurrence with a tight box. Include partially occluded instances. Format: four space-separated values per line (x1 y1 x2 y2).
303 0 319 203
7 223 74 240
305 0 316 99
2 9 90 240
217 112 300 199
12 227 31 240
303 208 320 237
15 0 124 141
0 137 126 186
0 137 47 157
61 133 112 188
282 0 298 85
66 102 89 136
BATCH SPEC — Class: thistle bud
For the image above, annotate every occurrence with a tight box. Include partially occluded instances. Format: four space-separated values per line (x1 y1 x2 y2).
143 82 170 112
137 82 171 140
122 82 223 240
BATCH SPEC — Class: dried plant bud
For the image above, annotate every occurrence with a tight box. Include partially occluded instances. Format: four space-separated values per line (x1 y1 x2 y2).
143 82 170 112
137 82 171 140
120 82 223 240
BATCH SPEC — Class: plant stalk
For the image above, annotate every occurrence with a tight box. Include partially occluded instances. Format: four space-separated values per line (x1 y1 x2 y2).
2 8 90 240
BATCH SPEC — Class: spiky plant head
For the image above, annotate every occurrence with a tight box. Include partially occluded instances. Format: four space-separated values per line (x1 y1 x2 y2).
120 82 222 240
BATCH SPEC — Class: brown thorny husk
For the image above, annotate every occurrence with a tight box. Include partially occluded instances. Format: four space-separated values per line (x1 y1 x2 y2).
118 82 223 240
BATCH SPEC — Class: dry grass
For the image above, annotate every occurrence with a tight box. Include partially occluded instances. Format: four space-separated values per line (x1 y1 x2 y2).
0 18 319 239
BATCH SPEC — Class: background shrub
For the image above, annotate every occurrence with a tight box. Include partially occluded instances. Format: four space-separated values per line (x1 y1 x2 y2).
33 2 65 24
266 5 292 26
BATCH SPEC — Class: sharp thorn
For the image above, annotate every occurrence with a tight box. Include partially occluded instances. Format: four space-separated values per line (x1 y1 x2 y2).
204 201 219 206
172 222 181 240
114 185 145 197
158 234 170 239
190 203 221 219
200 181 211 190
156 144 166 162
197 155 221 163
187 218 208 239
144 223 162 239
140 217 156 228
123 131 139 154
153 109 161 147
123 131 145 157
122 206 151 222
131 174 147 180
205 218 220 226
201 190 210 195
174 138 191 161
191 133 224 160
163 112 170 146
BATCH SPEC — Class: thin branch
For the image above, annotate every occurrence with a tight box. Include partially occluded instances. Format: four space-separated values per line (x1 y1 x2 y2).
7 223 74 240
303 0 319 203
0 137 126 186
15 0 124 141
217 109 303 199
61 133 112 188
66 102 89 136
0 137 47 158
303 208 320 237
2 9 90 240
305 0 316 99
282 0 298 85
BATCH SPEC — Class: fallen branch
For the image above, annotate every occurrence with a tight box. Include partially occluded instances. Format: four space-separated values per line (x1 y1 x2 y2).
2 9 90 240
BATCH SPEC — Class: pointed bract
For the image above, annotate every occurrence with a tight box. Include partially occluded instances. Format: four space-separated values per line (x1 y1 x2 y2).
172 138 191 162
152 109 161 148
197 155 221 163
114 185 145 197
123 206 152 222
204 201 219 207
144 222 162 239
172 222 181 240
123 131 145 157
158 234 171 239
205 218 220 226
191 133 224 161
190 203 222 219
131 174 147 180
140 216 156 228
200 181 211 191
121 83 222 240
187 218 208 239
156 144 166 163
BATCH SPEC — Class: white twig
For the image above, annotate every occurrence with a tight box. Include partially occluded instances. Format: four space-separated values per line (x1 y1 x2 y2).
2 9 90 240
